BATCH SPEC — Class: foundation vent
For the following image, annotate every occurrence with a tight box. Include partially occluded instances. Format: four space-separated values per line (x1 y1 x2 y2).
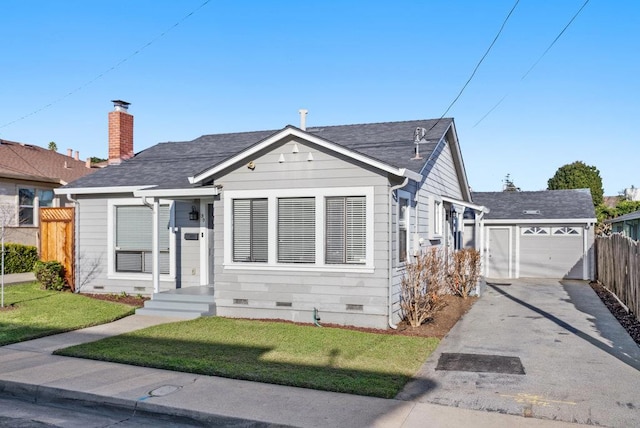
276 301 292 307
346 304 364 311
233 298 249 305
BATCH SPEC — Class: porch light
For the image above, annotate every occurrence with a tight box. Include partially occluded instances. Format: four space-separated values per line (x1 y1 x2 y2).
189 205 199 221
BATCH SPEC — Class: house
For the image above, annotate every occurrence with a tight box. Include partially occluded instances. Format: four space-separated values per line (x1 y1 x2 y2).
606 210 640 241
0 139 95 246
467 190 596 280
56 101 484 328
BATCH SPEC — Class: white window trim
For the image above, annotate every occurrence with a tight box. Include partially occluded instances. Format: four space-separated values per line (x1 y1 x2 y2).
431 196 443 238
107 198 176 281
223 187 375 272
397 190 411 266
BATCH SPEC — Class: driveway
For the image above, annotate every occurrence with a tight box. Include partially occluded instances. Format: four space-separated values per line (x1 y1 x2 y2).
397 278 640 427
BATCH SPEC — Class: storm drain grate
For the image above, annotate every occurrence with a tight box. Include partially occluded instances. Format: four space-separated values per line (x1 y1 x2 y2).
436 353 525 375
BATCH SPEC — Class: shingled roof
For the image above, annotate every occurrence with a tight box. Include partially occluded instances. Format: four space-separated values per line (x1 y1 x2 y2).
471 189 596 220
0 139 95 184
63 118 454 190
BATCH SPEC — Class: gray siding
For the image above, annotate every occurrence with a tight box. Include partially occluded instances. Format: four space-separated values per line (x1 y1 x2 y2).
213 140 391 328
422 140 463 200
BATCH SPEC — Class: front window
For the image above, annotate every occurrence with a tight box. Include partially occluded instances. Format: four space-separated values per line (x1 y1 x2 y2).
18 188 35 225
278 197 315 263
233 199 268 262
326 196 366 264
115 205 170 273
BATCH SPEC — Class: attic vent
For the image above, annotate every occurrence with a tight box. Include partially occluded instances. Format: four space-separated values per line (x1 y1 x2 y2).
523 210 541 215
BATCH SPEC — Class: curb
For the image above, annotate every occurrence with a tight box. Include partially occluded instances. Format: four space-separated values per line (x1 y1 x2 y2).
0 380 293 427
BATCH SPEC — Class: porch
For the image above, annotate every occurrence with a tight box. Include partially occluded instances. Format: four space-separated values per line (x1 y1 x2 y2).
136 286 216 319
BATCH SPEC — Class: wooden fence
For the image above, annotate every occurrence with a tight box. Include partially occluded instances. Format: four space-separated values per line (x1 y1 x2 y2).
595 233 639 321
40 207 75 291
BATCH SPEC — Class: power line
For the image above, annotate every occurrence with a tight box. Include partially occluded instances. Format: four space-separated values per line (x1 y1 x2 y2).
426 0 520 133
0 0 212 131
474 0 591 127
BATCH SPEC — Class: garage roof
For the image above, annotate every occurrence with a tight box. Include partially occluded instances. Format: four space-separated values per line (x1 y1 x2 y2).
472 189 596 220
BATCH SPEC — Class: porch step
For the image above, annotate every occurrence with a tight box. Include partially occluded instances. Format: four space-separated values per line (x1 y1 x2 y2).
136 288 216 319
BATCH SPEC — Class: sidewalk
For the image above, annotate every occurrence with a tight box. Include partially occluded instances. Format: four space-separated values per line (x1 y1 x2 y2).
0 271 36 285
0 315 579 428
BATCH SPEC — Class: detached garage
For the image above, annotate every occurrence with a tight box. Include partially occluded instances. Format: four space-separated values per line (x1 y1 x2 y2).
469 189 596 280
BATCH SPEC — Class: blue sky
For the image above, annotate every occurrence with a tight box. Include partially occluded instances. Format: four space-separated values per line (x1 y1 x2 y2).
1 1 637 195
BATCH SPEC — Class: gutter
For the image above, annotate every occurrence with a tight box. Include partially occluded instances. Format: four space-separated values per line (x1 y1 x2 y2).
388 177 409 329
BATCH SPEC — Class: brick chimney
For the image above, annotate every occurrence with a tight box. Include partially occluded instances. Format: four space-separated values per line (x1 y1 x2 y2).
108 100 133 165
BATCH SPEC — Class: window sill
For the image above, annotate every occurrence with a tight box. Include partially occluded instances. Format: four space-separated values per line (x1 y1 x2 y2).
107 273 175 281
223 263 375 274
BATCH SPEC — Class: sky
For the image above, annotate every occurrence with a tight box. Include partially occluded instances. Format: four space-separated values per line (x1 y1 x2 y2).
1 0 638 195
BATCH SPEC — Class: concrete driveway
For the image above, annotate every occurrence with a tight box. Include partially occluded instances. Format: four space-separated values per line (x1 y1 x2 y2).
398 278 640 427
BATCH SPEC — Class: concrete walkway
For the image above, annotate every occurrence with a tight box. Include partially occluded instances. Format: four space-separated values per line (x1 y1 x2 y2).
0 276 640 428
0 271 35 285
398 279 640 427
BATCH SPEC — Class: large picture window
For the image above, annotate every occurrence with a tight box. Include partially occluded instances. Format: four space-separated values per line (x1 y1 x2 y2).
233 199 268 262
115 205 170 273
326 196 366 264
278 197 315 263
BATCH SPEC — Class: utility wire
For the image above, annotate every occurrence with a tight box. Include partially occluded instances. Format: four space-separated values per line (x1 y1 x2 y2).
0 0 212 131
426 0 520 133
474 0 590 127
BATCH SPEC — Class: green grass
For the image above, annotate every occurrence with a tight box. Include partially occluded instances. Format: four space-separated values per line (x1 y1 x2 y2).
0 282 136 346
55 317 439 398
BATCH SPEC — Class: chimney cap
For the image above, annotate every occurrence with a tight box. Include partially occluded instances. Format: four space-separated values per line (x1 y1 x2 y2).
111 100 131 111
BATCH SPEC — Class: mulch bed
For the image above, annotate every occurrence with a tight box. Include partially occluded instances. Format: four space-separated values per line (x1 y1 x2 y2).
82 293 148 308
590 282 640 346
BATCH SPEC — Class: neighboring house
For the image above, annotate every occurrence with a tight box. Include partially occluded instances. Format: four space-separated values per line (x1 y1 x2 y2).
0 140 96 246
467 190 596 280
606 210 640 241
56 101 484 328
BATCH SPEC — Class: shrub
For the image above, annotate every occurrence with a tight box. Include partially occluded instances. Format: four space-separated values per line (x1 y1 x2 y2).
1 243 38 274
33 260 67 291
400 247 448 327
448 248 481 298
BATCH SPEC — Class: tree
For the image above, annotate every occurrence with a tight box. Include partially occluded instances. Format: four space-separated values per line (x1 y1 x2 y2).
547 161 603 206
48 141 57 151
503 173 520 192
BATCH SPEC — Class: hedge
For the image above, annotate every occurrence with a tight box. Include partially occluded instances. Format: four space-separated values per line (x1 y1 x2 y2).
1 243 38 274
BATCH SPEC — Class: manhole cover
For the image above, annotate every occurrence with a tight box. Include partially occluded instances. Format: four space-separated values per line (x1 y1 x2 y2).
149 385 182 397
436 353 525 375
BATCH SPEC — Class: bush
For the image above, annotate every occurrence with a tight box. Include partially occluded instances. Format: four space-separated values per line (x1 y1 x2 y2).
33 260 67 291
1 243 38 274
400 247 448 327
449 248 481 298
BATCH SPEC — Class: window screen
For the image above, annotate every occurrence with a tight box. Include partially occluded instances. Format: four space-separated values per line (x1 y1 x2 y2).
326 196 366 264
278 197 315 263
233 199 268 262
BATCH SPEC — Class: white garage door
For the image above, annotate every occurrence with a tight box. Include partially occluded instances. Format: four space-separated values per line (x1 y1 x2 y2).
519 226 584 279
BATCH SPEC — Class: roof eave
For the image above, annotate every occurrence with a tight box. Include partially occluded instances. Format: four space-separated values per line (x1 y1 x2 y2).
54 185 156 195
483 218 597 224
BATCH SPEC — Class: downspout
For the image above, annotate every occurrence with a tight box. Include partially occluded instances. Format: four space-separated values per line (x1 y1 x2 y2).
388 177 409 329
66 194 80 293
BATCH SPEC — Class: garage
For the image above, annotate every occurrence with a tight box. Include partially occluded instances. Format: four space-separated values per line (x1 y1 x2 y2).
471 190 596 280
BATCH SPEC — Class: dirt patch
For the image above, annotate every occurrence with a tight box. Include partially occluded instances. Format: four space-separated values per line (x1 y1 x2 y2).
83 293 148 308
590 282 640 346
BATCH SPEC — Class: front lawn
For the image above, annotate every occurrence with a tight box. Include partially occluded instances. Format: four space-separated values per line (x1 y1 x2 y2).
55 317 439 398
0 282 136 346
